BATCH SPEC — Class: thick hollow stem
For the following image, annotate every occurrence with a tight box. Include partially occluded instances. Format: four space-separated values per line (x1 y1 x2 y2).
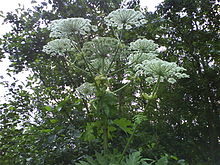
120 77 161 162
119 124 137 163
103 121 108 154
98 90 109 154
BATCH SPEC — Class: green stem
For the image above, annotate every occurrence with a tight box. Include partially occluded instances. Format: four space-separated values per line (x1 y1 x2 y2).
103 119 108 154
73 43 96 74
101 57 105 74
72 63 90 74
143 76 161 114
97 90 109 154
119 124 137 163
120 77 161 162
152 76 161 96
81 54 95 77
106 27 124 74
113 81 131 93
107 52 144 76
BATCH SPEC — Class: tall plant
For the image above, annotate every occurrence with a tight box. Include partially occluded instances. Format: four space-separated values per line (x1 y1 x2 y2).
42 8 189 163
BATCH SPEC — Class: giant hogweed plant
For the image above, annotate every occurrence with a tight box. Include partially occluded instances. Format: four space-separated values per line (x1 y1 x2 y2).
43 8 189 164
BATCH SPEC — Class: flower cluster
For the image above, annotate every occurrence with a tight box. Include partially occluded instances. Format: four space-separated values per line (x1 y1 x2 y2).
42 10 188 86
130 39 159 53
128 38 159 64
104 9 146 30
82 37 121 58
128 52 158 64
90 58 112 73
42 38 75 56
48 18 97 38
134 59 189 84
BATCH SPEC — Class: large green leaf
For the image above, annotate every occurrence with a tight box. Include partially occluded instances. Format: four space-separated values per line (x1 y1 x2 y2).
113 118 133 134
155 156 168 165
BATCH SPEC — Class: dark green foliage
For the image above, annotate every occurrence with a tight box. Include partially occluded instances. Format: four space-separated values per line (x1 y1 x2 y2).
153 0 220 164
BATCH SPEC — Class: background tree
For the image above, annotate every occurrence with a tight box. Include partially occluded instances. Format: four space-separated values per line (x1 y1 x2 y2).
152 0 220 164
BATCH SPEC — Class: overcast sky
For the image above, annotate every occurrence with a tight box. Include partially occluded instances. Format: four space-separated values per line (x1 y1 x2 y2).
0 0 163 101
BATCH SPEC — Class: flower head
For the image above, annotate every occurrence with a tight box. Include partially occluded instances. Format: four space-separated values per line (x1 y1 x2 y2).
104 9 146 30
91 58 112 73
134 59 189 84
130 39 158 53
128 52 158 64
42 38 75 56
48 18 96 38
82 37 121 58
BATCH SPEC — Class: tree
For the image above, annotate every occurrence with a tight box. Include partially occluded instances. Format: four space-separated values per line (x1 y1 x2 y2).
153 0 220 164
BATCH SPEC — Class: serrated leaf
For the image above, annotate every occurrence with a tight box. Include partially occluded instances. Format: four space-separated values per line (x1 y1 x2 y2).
82 123 96 141
113 118 133 134
155 156 168 165
108 126 117 139
125 151 142 165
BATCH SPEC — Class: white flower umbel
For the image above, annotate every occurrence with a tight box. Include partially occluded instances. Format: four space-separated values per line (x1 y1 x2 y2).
135 59 189 84
48 18 96 38
130 39 159 53
91 58 112 73
128 52 158 64
104 9 146 30
42 38 75 56
82 37 121 58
